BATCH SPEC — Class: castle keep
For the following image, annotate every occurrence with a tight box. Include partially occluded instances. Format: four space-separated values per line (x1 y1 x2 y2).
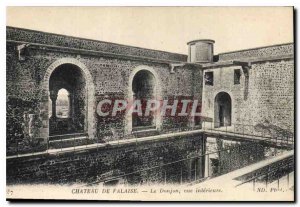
6 27 294 185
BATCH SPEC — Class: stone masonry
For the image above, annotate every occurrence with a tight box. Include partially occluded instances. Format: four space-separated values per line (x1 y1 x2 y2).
6 26 294 185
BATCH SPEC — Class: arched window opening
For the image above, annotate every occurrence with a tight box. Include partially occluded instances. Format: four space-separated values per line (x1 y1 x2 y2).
56 89 70 118
214 92 232 128
49 63 86 135
132 70 156 129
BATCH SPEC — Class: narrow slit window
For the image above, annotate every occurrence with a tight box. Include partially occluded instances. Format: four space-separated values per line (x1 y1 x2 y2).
234 69 241 85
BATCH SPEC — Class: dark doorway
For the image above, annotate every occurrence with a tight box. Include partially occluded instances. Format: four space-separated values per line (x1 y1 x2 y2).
214 92 232 128
132 70 156 129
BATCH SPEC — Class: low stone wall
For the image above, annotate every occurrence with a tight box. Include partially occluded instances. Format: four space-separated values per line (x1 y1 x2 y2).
7 134 205 185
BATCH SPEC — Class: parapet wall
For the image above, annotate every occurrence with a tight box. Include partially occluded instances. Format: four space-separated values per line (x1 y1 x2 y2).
218 43 293 61
7 26 187 62
7 135 205 185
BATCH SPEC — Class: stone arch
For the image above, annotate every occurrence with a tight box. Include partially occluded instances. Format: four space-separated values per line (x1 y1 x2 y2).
40 58 95 139
125 65 162 133
214 91 232 128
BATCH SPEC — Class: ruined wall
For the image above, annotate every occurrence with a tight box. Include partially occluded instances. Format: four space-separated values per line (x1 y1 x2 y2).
7 44 46 154
7 135 205 185
84 56 200 137
7 26 294 156
201 44 294 139
6 27 202 154
247 60 294 137
201 65 244 129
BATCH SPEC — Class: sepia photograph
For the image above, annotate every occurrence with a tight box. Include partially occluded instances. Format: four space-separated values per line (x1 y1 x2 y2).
5 6 295 201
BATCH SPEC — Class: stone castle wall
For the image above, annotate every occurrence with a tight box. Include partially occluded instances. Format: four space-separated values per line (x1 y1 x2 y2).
7 135 205 185
201 55 294 138
6 27 294 156
6 27 202 154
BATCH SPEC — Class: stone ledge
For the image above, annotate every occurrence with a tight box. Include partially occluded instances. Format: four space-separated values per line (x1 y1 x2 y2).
6 129 204 160
201 54 294 69
7 127 293 160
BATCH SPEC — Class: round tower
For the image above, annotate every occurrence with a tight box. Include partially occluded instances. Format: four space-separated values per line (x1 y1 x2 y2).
187 39 215 63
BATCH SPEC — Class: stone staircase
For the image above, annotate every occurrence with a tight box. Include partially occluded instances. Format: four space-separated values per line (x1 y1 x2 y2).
48 133 93 149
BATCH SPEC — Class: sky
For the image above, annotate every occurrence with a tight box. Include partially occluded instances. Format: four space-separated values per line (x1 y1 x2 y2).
6 7 293 55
